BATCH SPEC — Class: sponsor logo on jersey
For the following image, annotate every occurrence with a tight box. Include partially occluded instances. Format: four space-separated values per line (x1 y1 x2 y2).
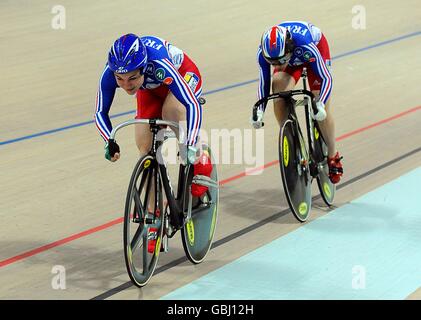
163 77 173 85
184 72 199 91
309 57 316 63
294 47 303 56
145 83 160 90
155 68 166 81
145 63 155 75
303 51 312 61
292 57 303 66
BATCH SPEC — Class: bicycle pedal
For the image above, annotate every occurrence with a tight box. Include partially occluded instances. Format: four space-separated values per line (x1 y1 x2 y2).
165 219 179 238
192 175 218 188
145 218 154 224
310 163 319 177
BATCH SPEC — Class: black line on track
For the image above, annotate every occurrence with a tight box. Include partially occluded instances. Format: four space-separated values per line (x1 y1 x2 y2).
91 146 421 300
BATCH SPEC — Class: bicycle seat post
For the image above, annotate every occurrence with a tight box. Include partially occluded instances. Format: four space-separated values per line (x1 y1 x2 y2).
302 67 308 91
149 121 161 154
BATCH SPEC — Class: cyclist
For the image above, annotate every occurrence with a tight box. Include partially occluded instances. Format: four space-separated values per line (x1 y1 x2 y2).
252 21 343 183
95 34 212 253
94 33 212 196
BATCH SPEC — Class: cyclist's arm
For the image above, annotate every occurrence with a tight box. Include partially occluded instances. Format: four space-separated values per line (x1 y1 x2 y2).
154 58 202 146
303 43 333 104
94 65 118 142
257 48 271 111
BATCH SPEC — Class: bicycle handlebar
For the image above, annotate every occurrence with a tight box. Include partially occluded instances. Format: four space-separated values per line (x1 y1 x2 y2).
109 119 184 141
252 89 316 121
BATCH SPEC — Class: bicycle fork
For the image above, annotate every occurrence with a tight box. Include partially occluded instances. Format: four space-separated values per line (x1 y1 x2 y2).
302 68 321 178
288 100 311 181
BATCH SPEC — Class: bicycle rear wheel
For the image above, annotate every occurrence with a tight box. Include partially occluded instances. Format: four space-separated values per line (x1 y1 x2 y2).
181 144 219 264
313 125 335 206
279 119 312 222
123 155 164 287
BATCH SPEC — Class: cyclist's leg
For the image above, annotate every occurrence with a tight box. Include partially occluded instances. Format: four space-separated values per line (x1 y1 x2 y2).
135 89 162 155
135 89 165 214
272 66 300 126
134 124 152 155
161 91 187 139
160 55 210 197
307 33 337 158
161 91 208 159
311 91 336 158
308 71 343 183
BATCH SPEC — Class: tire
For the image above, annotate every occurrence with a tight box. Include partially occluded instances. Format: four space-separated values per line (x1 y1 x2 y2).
123 155 164 287
181 144 219 264
279 119 312 222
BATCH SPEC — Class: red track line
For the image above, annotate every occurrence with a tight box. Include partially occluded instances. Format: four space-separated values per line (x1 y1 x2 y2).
336 105 421 141
219 160 279 185
0 217 123 268
1 105 420 268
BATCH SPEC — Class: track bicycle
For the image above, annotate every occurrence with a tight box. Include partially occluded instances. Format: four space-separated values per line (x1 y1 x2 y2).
109 116 219 287
252 68 335 222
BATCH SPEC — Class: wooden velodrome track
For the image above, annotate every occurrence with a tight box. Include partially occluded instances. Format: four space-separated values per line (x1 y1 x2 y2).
1 0 420 300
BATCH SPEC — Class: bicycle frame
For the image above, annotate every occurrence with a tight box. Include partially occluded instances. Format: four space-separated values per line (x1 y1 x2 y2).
301 69 326 176
252 68 326 177
110 119 189 233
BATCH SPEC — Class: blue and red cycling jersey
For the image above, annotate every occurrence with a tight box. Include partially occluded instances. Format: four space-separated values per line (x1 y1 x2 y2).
95 36 203 146
257 21 333 107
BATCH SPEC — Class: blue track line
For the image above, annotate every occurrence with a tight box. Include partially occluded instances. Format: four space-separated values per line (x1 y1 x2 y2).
1 30 421 147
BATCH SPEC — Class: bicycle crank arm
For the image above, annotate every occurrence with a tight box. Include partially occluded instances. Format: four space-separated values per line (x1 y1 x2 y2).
185 185 194 223
192 175 219 188
162 231 169 252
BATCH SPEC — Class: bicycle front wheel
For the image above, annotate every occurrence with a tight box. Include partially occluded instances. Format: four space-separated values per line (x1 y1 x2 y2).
181 144 219 264
279 119 312 222
123 155 164 287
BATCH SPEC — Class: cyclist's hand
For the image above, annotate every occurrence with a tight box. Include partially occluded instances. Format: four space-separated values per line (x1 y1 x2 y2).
105 139 120 162
179 144 198 165
312 101 327 121
187 145 198 165
251 108 264 129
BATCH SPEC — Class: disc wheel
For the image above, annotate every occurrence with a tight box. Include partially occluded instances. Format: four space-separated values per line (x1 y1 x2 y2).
181 144 219 264
279 120 312 222
313 124 335 206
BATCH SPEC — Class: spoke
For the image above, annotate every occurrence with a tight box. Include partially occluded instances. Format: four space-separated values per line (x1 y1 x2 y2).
133 189 144 220
138 167 150 191
143 167 154 214
133 168 149 220
142 233 148 272
130 223 146 252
